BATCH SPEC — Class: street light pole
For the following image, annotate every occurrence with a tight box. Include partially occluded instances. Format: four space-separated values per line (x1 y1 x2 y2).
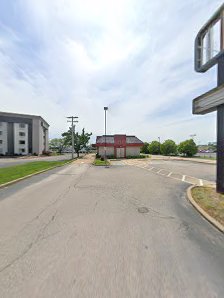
104 107 108 161
158 137 161 155
67 116 78 160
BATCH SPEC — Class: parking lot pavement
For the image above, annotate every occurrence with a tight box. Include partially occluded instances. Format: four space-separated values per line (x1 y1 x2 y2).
123 159 216 186
0 161 224 297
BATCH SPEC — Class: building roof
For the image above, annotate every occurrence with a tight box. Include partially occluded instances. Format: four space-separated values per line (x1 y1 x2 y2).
96 135 143 145
0 111 49 127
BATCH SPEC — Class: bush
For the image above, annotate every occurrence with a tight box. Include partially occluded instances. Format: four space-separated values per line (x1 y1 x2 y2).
126 155 147 159
141 142 150 154
42 150 52 156
148 141 160 155
178 139 197 157
161 139 177 156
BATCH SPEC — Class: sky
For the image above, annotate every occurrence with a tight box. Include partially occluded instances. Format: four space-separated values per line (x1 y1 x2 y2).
0 0 223 145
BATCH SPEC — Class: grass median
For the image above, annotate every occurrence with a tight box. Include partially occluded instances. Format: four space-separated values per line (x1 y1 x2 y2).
0 160 72 186
191 186 224 226
93 159 110 166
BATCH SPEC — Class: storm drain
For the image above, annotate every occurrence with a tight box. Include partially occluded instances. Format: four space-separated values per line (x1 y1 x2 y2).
138 207 149 213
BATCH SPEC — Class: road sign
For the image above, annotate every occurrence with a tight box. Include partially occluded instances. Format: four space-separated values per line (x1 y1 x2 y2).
195 4 224 72
193 83 224 114
193 4 224 193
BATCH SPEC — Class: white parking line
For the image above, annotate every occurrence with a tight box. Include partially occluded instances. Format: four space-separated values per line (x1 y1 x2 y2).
167 172 172 177
199 179 203 186
182 175 186 182
148 167 154 171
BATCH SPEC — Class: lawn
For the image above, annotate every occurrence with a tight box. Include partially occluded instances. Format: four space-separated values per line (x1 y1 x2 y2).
0 160 71 185
192 186 224 226
93 159 110 166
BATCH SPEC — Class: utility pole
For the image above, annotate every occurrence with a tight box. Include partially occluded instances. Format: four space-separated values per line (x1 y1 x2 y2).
67 116 78 159
104 107 108 161
158 137 161 155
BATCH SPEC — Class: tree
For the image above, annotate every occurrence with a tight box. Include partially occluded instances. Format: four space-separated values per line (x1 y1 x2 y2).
141 142 150 154
49 138 66 154
62 128 92 157
148 141 160 155
178 139 197 157
161 139 177 156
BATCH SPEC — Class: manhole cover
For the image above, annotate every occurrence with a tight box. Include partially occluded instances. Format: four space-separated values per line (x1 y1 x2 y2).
138 207 149 213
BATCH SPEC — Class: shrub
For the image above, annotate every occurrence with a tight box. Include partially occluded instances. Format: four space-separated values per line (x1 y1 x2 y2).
141 142 150 154
42 150 52 156
178 139 197 157
148 141 160 155
126 155 147 159
161 139 177 156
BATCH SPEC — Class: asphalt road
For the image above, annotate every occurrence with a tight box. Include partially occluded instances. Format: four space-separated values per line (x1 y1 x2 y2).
0 157 223 297
0 154 73 168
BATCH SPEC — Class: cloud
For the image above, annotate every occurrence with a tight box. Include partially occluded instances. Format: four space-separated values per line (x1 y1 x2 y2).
0 0 223 144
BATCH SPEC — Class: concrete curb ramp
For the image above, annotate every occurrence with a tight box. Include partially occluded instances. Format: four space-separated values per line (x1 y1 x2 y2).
0 160 74 189
187 185 224 233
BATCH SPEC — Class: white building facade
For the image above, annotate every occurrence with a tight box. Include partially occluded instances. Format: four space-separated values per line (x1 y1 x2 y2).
0 112 49 156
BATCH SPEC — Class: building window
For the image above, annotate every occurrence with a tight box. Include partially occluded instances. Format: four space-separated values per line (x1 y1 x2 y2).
19 123 26 128
0 131 2 135
19 132 26 137
19 140 25 145
19 148 25 153
0 148 3 154
0 122 2 127
0 140 2 144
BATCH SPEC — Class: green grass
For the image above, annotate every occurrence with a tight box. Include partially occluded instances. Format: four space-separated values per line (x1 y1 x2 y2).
0 160 71 185
93 159 110 166
195 156 216 160
192 186 224 226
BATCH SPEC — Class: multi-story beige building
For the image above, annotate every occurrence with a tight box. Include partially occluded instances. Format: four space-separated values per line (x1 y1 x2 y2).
0 111 49 155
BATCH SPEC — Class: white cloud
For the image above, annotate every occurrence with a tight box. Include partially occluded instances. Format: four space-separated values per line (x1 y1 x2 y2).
0 0 223 144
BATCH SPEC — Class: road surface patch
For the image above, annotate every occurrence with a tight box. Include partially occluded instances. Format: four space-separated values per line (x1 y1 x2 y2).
138 207 149 214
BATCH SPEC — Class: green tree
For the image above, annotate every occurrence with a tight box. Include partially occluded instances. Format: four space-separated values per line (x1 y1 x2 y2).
62 128 92 157
178 139 198 157
141 142 150 154
161 139 177 156
49 138 66 154
148 141 160 155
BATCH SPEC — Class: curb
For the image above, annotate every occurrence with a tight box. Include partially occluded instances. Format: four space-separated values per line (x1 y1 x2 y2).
187 185 224 233
0 160 74 189
151 156 216 165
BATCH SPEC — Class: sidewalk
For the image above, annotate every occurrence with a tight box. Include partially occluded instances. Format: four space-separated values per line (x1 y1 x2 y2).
151 155 216 165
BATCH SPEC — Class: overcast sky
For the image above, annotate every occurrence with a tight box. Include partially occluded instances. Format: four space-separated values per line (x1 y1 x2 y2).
0 0 223 144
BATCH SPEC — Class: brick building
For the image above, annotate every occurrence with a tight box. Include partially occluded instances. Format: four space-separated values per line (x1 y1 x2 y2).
96 134 143 158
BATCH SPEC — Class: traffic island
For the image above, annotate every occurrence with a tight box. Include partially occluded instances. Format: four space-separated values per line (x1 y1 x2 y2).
187 186 224 233
93 158 110 166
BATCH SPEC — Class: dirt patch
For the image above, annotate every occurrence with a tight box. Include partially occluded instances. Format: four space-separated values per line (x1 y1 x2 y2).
191 186 224 226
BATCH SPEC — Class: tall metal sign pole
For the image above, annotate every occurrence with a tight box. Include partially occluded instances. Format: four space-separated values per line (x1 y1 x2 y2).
193 4 224 193
67 116 78 160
